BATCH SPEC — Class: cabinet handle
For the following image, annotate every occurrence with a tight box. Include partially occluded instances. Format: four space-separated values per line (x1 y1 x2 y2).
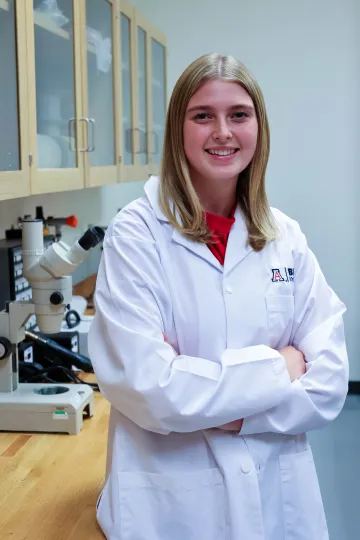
134 128 146 155
151 130 159 155
78 118 96 152
79 117 90 152
88 118 96 152
68 118 76 152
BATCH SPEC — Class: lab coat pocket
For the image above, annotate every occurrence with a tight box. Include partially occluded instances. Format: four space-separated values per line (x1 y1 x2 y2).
279 448 328 540
266 295 294 349
117 468 226 540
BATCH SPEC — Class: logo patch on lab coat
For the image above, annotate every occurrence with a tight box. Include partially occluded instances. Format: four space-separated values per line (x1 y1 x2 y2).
272 268 294 282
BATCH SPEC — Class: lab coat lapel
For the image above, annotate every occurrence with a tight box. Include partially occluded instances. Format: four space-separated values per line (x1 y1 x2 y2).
145 176 222 271
171 229 223 272
224 206 253 276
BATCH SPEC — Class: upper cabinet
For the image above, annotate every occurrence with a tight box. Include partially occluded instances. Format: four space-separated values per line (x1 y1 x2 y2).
0 0 167 201
0 0 30 199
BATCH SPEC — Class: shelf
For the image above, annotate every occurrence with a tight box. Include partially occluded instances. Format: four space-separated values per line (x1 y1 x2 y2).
0 0 9 11
33 11 96 54
34 11 70 40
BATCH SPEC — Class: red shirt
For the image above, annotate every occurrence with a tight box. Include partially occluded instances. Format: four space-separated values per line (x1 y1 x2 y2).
204 205 236 266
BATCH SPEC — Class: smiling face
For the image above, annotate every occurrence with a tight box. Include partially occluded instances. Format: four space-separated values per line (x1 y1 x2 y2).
183 79 259 192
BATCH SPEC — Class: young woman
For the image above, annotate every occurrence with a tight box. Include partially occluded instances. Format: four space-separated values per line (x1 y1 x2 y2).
88 53 348 540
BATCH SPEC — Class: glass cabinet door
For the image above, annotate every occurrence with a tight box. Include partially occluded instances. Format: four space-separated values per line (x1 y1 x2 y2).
151 37 166 169
0 0 30 199
33 0 76 169
29 0 84 194
0 0 20 172
84 0 117 187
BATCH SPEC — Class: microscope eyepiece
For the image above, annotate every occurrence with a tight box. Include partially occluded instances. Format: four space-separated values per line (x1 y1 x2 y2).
78 227 105 251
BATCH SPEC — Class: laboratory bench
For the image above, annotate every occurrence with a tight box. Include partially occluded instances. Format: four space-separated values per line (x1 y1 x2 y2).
0 373 109 539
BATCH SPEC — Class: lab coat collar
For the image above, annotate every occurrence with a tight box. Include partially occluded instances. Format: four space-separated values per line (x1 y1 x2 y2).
172 207 253 275
144 176 169 222
144 175 253 274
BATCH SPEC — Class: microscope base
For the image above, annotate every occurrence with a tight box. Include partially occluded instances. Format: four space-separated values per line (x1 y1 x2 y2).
0 383 94 435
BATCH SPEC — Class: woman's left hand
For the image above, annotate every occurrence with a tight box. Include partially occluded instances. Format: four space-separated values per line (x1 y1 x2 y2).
163 333 179 354
217 419 243 432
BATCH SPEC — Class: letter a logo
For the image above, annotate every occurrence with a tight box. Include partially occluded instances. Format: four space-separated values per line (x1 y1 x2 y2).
272 269 285 282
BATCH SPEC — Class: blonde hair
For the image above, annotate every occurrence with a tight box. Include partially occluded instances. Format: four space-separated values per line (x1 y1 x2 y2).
159 53 277 251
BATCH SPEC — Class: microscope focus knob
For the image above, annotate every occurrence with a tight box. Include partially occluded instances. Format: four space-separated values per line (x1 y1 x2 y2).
0 337 12 360
50 291 64 305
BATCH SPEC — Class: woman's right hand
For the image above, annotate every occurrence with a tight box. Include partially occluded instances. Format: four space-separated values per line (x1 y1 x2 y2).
278 345 306 382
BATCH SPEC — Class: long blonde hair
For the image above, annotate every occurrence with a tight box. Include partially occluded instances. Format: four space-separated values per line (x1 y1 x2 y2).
159 53 277 251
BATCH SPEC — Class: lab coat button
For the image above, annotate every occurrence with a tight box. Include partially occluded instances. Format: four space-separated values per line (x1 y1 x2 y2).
241 463 252 474
225 285 233 294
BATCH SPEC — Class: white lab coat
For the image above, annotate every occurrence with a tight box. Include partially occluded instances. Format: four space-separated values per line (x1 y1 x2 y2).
88 175 348 540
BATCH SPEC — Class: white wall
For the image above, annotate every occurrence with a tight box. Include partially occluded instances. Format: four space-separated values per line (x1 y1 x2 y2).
0 0 359 376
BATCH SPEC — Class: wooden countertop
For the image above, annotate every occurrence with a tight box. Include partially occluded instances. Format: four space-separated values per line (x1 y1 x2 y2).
0 374 110 539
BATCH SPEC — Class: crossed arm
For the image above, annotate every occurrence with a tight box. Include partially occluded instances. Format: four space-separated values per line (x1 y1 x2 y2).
163 334 306 433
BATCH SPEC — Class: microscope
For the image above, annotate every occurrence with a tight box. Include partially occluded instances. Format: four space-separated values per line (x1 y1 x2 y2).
0 219 104 435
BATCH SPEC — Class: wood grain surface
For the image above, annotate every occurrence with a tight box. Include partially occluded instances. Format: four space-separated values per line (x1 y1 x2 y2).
0 374 110 539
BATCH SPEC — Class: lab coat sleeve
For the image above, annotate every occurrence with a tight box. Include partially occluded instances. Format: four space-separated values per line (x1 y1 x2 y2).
241 220 349 436
88 211 291 434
